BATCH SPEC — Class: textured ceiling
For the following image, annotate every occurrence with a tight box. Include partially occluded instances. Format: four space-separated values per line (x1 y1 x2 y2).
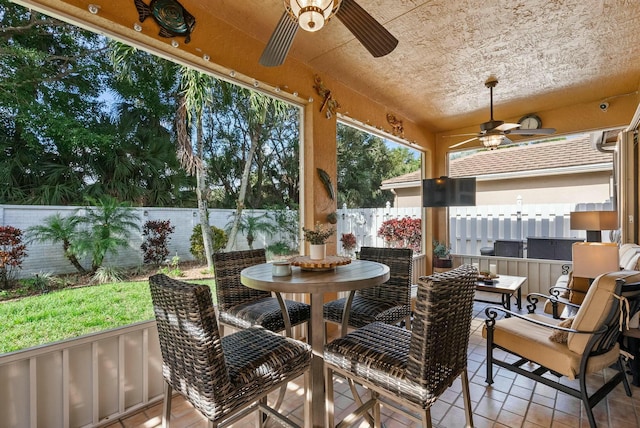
214 0 640 132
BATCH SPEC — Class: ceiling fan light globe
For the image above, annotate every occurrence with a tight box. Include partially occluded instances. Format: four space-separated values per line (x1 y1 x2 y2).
299 8 325 31
479 134 503 149
289 0 337 32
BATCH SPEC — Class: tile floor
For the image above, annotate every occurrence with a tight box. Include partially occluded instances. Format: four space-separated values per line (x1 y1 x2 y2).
106 302 640 428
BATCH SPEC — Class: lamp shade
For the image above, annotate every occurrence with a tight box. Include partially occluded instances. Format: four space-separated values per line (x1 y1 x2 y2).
570 211 618 242
572 242 619 279
570 211 618 231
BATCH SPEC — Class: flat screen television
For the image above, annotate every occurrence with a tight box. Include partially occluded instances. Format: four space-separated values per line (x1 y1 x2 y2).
422 176 476 207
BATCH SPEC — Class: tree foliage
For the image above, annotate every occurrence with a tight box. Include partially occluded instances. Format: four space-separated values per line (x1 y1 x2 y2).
0 3 195 206
337 123 420 208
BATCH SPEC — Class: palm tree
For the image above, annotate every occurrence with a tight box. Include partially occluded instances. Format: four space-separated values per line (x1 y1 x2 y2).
26 213 87 274
224 91 289 251
109 42 215 269
76 196 140 273
225 211 277 250
176 68 217 270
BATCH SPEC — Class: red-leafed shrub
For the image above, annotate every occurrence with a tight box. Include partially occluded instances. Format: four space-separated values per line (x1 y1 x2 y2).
0 226 28 289
141 220 175 265
377 217 422 254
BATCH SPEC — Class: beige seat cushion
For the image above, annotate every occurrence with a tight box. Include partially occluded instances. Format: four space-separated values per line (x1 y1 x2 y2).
482 313 619 379
568 270 640 354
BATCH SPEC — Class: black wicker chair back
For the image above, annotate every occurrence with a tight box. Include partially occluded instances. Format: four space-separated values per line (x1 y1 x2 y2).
213 248 269 312
323 246 413 331
149 274 311 427
358 246 413 304
407 266 477 402
324 265 477 427
213 249 310 335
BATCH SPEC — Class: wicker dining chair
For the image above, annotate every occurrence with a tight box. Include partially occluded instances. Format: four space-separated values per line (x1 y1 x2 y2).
149 274 311 428
323 246 413 332
213 249 310 336
324 265 478 428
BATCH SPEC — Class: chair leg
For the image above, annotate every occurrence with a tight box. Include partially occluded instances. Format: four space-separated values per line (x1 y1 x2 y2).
372 392 381 428
256 397 267 428
485 326 495 384
162 382 172 428
304 371 312 428
579 374 597 428
461 370 474 428
420 407 433 428
325 366 335 428
618 356 633 397
405 315 411 330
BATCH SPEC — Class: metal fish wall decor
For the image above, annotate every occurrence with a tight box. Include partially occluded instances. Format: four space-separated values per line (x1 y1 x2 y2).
134 0 196 44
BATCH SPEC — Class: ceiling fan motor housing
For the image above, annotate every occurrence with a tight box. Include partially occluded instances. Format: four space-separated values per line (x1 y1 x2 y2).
480 120 504 132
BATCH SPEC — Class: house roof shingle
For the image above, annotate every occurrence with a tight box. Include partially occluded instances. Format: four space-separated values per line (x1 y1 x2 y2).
380 136 613 187
449 136 612 178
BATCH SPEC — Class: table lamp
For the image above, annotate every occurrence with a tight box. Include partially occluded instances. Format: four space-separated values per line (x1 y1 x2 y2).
569 211 618 242
569 242 619 307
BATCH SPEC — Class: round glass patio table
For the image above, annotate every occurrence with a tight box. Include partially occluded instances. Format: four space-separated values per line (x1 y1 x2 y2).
241 259 390 428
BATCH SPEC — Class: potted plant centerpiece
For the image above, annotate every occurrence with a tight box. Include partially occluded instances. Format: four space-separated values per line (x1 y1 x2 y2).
432 239 453 268
303 222 335 260
340 232 357 258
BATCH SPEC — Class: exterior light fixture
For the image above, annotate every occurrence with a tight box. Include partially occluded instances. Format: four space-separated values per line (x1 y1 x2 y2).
133 22 142 32
88 4 99 14
288 0 340 32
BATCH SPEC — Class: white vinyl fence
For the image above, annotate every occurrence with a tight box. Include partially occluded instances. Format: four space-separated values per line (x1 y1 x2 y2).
1 201 612 278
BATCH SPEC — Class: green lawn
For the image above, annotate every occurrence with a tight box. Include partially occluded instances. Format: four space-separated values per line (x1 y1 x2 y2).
0 279 215 354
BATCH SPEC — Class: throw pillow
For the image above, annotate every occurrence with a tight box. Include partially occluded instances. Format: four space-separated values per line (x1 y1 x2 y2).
549 317 574 344
569 277 590 304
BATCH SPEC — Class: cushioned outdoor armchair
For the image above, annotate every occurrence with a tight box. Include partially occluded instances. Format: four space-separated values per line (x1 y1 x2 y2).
484 270 640 428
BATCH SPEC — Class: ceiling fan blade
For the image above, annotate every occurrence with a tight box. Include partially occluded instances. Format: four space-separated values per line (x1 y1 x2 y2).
444 133 479 138
259 12 299 67
506 127 556 135
336 0 398 58
449 137 479 149
495 122 520 132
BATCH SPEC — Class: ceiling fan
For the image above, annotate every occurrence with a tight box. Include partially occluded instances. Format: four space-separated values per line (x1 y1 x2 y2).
448 77 556 150
259 0 398 67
